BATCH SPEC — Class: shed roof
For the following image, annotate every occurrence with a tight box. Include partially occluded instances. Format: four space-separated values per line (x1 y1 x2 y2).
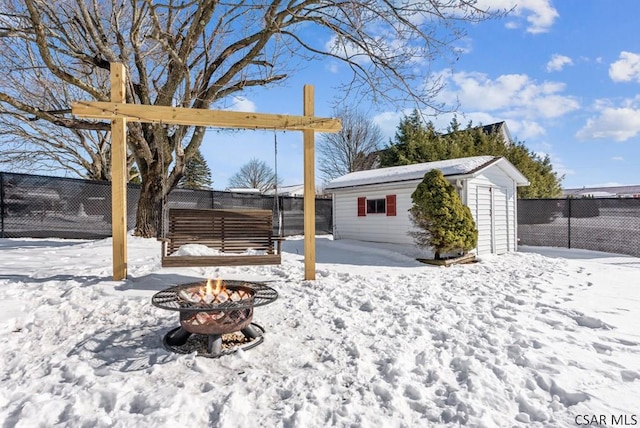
325 156 529 190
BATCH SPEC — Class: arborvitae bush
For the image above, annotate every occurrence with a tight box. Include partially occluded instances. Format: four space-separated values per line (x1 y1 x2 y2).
409 169 478 259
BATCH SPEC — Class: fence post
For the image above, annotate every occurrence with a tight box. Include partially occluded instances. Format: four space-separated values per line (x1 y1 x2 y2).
279 195 284 236
567 198 572 249
0 172 4 238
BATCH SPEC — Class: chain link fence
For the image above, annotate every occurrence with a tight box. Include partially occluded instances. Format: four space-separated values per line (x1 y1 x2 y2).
0 172 332 239
518 198 640 257
4 171 638 258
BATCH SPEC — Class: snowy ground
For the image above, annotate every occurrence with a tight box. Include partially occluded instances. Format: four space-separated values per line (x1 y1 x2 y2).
0 236 638 427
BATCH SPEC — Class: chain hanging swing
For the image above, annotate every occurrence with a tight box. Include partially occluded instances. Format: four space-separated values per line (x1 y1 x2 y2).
273 129 283 238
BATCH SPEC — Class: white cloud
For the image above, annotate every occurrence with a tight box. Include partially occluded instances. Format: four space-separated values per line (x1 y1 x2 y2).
370 70 579 146
609 51 640 83
552 158 574 178
612 156 624 161
504 21 519 30
477 0 559 33
438 71 580 119
576 107 640 141
223 96 256 112
372 110 412 140
546 54 573 72
325 62 339 74
508 120 546 139
530 148 573 178
324 35 372 65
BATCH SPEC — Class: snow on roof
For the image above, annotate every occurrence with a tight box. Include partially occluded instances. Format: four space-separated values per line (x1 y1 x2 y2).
225 188 262 194
326 156 503 189
263 184 305 196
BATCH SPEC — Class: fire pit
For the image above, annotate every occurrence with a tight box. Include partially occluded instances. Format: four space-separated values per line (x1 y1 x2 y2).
152 279 278 357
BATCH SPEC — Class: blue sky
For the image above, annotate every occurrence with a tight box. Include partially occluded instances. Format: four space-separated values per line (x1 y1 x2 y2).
201 1 640 191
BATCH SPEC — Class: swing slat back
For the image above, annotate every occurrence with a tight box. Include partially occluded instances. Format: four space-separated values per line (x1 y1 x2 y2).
161 208 283 267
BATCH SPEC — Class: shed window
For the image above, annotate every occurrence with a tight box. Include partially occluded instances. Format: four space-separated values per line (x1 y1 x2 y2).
367 198 386 214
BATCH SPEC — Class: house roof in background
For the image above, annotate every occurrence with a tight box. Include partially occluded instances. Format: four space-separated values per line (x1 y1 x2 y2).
563 185 640 197
263 184 305 196
325 155 529 190
479 121 513 144
225 188 262 194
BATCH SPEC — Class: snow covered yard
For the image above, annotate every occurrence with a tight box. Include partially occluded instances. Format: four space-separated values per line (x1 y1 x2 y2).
0 236 638 427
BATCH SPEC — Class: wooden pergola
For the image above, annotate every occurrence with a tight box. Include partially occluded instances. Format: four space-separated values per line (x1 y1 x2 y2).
72 63 341 281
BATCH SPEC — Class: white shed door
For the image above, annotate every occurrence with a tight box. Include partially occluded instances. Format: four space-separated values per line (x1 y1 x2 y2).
493 187 508 255
476 186 493 255
476 186 509 255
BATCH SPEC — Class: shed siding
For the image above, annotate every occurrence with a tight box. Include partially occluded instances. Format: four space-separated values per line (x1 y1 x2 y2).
332 184 418 246
466 167 517 255
332 162 520 256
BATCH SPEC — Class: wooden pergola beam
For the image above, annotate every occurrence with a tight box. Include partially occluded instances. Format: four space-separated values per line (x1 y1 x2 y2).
72 63 340 281
71 101 341 132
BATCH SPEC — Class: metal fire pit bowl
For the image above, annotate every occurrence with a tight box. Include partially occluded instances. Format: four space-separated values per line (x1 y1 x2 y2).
151 280 278 357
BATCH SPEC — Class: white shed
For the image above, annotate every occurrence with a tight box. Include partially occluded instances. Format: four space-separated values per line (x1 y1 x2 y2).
325 156 529 257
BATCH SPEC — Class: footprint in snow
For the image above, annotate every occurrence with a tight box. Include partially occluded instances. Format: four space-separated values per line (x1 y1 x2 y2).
592 342 613 354
621 370 640 382
611 337 638 347
359 301 375 312
572 315 614 330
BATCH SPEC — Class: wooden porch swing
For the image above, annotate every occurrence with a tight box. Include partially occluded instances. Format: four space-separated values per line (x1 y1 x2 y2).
160 207 284 267
160 132 285 268
71 63 341 281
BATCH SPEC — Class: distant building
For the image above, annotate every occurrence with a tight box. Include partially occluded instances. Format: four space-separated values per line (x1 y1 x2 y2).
562 185 640 198
263 184 305 197
479 121 513 145
225 188 262 194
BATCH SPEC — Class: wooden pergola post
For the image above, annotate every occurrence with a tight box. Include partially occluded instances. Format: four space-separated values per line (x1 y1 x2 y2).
303 85 316 280
73 63 340 281
110 63 128 280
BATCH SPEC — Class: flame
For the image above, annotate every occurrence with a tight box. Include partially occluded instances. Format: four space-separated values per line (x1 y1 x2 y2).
204 278 225 296
214 278 224 294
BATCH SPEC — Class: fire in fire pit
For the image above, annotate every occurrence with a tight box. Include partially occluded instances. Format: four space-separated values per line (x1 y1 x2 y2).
152 279 278 357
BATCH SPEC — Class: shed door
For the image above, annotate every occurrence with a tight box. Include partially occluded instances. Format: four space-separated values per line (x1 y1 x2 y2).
493 187 508 255
476 186 509 255
476 186 493 255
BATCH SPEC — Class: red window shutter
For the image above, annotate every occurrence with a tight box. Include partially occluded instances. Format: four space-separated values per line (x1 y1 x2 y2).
386 194 397 216
357 197 366 216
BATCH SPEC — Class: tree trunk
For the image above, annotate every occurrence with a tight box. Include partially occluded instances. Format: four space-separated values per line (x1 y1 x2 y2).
134 169 166 238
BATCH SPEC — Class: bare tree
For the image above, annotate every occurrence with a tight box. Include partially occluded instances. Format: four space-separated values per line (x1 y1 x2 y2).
228 158 280 193
0 0 505 237
318 107 383 181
